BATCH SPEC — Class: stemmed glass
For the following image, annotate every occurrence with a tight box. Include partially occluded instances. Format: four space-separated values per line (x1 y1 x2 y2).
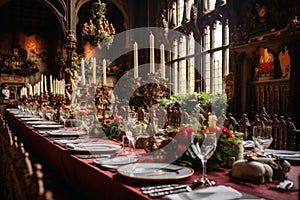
252 125 273 154
124 113 142 157
191 131 217 186
80 107 97 140
60 109 69 129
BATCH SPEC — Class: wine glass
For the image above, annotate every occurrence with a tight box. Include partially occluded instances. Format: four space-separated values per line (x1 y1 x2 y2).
81 109 97 140
191 131 217 186
60 109 69 129
123 120 142 157
252 125 273 154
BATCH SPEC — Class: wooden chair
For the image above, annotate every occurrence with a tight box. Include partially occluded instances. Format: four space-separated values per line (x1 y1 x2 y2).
0 117 55 200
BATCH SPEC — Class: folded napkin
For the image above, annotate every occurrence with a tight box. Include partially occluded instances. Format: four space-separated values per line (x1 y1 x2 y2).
163 185 242 200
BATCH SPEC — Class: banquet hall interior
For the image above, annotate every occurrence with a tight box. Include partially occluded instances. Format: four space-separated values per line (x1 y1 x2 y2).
0 0 299 199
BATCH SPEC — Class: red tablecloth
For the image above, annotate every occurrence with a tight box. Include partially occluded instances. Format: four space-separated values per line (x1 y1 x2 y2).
6 110 300 200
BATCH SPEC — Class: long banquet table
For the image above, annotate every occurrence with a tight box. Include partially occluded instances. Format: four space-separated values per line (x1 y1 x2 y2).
5 109 300 200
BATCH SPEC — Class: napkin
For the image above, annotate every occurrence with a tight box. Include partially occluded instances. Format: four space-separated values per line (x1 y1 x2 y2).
163 185 242 200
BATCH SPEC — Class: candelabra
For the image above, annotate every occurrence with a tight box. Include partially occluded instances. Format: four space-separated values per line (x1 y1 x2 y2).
131 72 169 112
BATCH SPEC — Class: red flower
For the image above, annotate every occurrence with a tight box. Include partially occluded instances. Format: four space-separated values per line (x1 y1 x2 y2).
218 124 232 138
109 114 120 120
168 131 177 139
176 125 196 150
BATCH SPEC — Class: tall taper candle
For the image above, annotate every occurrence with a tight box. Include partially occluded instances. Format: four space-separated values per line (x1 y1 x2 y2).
133 42 138 78
103 59 107 85
81 58 86 85
50 75 53 93
160 44 165 79
149 32 155 73
41 74 44 93
44 75 47 92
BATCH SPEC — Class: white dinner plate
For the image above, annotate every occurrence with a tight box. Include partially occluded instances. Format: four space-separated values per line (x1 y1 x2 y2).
66 142 121 153
33 124 64 129
15 114 34 118
117 163 194 181
20 117 42 121
27 121 60 125
265 149 300 161
94 156 138 166
43 130 87 137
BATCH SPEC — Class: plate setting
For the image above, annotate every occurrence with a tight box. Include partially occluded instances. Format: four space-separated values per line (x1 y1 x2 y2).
27 121 60 125
117 163 194 181
66 142 121 153
93 156 139 170
32 124 64 129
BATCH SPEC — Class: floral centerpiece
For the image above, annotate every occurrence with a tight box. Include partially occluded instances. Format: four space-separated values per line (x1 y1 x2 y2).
168 124 239 170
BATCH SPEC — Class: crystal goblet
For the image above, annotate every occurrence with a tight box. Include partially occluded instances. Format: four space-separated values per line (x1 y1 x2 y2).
191 131 217 186
252 125 273 154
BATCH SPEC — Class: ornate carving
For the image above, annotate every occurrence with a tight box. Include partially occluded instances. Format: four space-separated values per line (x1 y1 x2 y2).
224 72 234 101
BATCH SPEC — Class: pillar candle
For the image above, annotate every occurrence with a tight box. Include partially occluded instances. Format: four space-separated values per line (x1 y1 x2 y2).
103 59 107 85
133 42 138 78
160 44 165 79
50 75 53 93
81 58 86 85
93 58 97 84
149 32 155 73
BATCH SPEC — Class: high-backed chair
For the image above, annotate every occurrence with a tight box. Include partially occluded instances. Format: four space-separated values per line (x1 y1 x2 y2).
0 115 55 200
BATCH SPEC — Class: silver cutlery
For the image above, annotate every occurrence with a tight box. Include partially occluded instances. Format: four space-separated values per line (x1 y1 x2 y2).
141 180 204 197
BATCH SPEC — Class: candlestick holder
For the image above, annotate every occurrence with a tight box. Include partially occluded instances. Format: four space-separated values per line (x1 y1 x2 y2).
95 84 113 119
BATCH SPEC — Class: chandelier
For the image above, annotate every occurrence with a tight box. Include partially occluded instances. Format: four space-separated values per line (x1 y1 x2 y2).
82 0 115 49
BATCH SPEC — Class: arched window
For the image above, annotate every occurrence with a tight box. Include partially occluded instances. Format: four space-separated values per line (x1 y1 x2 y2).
201 20 229 94
168 1 229 95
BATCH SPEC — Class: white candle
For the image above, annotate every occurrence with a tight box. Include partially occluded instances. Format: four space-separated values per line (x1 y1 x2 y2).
50 75 53 93
29 84 33 95
37 83 40 95
133 42 138 78
44 75 47 92
93 57 97 84
81 58 86 85
208 113 217 128
41 74 44 93
62 79 65 95
59 80 63 95
57 79 59 94
149 32 155 73
160 44 165 79
103 59 107 85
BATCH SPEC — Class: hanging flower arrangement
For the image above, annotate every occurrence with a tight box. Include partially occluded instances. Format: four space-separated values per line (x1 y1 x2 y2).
82 0 115 49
